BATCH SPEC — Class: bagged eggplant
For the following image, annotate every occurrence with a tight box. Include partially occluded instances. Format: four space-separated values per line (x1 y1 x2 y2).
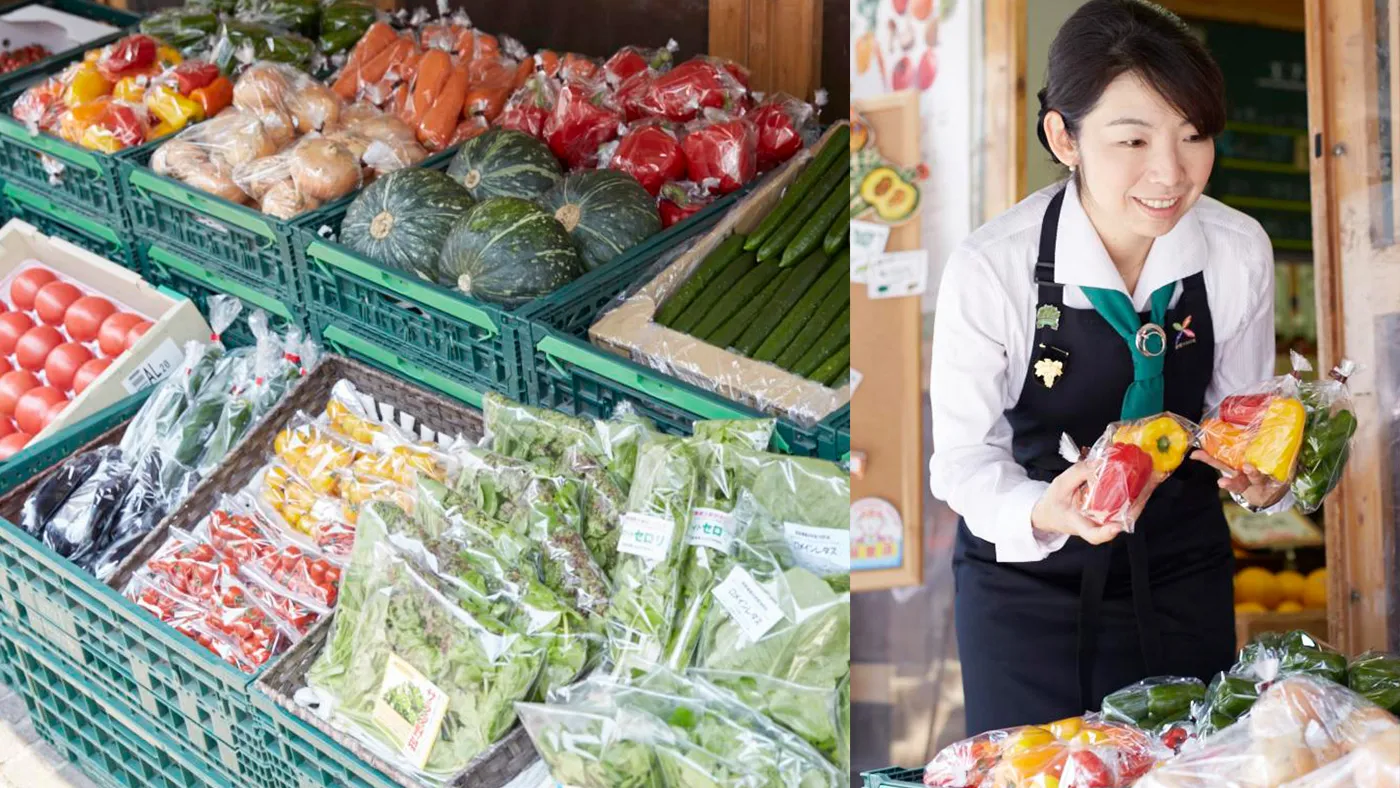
43 447 133 561
1068 412 1194 531
19 449 104 537
1290 352 1359 514
84 450 168 579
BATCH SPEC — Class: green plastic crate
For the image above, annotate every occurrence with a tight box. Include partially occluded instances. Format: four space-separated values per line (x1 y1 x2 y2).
518 211 850 460
0 389 149 493
1 621 239 788
249 690 402 788
139 242 300 350
0 180 136 270
0 0 139 94
862 767 924 787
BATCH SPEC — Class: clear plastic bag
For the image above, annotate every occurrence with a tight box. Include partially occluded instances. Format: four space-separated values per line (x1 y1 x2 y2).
1279 724 1400 787
128 573 263 672
251 460 356 554
90 451 168 581
19 449 104 537
606 119 687 196
1348 652 1400 715
497 67 556 139
602 42 677 89
544 77 624 170
681 110 758 195
1291 352 1358 514
1100 676 1207 732
746 92 818 172
1136 676 1399 787
658 180 716 228
922 715 1166 788
203 571 297 669
1198 373 1308 486
1071 412 1195 531
44 447 133 562
620 55 749 124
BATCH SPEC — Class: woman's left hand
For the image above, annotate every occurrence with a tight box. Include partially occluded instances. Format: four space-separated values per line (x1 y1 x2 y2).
1191 450 1289 509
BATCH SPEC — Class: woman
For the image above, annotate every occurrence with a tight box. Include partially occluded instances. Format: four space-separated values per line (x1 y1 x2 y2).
929 0 1288 734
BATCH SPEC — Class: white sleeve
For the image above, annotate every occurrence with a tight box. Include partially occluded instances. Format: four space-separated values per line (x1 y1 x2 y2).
928 246 1069 562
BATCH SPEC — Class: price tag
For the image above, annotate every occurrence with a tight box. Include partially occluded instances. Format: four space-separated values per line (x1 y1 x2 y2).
122 338 183 394
712 566 785 642
850 220 891 284
372 653 451 769
784 523 850 575
686 508 735 553
868 250 929 299
618 513 675 562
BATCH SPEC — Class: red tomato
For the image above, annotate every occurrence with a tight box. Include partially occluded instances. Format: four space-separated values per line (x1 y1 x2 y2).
73 357 111 395
0 432 30 460
125 320 153 350
0 370 39 417
98 313 142 357
0 312 35 356
0 419 14 438
44 342 93 391
0 357 10 376
41 397 68 430
33 282 80 327
64 296 116 343
15 386 65 435
15 325 63 372
10 267 56 312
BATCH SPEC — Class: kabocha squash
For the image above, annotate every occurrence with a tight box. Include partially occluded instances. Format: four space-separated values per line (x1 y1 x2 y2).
541 170 661 270
437 197 585 307
446 128 564 201
340 169 474 279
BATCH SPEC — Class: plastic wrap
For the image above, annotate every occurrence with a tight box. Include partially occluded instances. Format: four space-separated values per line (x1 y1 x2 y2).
1233 630 1349 686
497 68 556 139
1279 724 1400 787
606 120 687 196
157 349 256 492
1071 412 1194 531
921 715 1166 788
89 450 168 580
203 571 296 669
1348 652 1400 714
620 56 748 123
657 180 716 228
209 19 316 72
680 111 758 195
252 460 357 555
42 447 132 561
1198 373 1308 486
746 92 818 172
129 573 263 671
18 449 103 536
1291 352 1358 513
543 78 624 170
1135 676 1400 787
304 500 547 780
603 42 677 89
1100 677 1206 732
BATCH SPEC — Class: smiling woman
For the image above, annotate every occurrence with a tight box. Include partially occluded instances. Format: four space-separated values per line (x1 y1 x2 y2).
927 0 1284 735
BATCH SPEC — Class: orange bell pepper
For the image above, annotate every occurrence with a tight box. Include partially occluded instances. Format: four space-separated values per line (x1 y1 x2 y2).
189 76 233 118
112 77 145 104
1201 417 1250 471
64 63 112 106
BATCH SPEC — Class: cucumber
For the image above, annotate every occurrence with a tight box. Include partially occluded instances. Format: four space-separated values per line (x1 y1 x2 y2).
690 260 780 339
793 306 850 377
671 252 757 334
734 250 829 356
823 211 849 255
757 160 848 263
744 126 851 253
656 233 748 325
707 268 793 348
753 255 848 362
812 346 850 385
776 281 848 370
781 177 850 267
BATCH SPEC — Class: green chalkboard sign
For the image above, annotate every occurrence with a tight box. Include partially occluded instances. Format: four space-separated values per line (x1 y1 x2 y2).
1188 18 1312 253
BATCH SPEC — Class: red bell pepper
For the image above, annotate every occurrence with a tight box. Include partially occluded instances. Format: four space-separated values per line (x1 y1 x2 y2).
171 61 220 95
100 103 146 148
1083 442 1153 525
543 81 623 169
747 93 815 171
682 115 758 194
658 182 712 228
97 35 158 82
604 44 675 88
1219 393 1272 426
610 122 687 195
629 57 745 123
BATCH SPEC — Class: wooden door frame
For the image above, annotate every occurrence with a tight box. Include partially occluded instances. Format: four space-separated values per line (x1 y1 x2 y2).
982 0 1026 218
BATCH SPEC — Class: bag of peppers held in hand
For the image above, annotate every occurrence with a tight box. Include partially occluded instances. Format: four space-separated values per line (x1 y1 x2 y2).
1061 413 1195 531
1290 352 1358 513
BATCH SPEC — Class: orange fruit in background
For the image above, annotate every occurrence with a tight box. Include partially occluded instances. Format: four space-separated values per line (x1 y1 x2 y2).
1236 601 1268 614
1235 567 1282 609
1276 570 1306 604
1304 568 1328 609
1277 600 1305 613
855 31 875 75
911 0 934 21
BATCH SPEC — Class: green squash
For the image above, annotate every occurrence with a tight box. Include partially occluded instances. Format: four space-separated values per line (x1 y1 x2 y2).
340 169 474 280
541 170 661 270
446 128 564 202
437 197 585 307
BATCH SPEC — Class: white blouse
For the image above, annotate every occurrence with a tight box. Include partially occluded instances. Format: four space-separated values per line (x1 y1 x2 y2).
928 179 1277 563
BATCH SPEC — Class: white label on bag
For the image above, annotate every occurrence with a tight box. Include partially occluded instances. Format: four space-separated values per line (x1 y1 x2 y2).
122 338 183 394
784 523 850 575
618 513 675 562
371 653 450 769
713 566 785 642
686 507 735 553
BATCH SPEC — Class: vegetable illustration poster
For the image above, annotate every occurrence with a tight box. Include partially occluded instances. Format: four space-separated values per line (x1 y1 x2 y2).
850 0 973 311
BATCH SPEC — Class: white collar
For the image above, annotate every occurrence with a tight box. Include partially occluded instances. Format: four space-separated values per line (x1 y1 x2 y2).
1052 179 1207 310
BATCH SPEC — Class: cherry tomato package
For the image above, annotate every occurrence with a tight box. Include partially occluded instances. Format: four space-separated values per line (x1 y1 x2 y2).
1066 412 1195 531
141 527 237 602
543 78 624 169
681 112 758 195
747 92 818 172
129 574 261 672
204 573 294 670
657 181 715 228
923 715 1166 788
606 120 687 195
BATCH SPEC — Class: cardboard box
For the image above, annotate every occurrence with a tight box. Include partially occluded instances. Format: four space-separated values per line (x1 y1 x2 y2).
0 219 211 444
589 124 850 427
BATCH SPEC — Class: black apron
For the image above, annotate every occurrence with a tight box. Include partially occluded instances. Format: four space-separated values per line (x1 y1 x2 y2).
952 188 1237 735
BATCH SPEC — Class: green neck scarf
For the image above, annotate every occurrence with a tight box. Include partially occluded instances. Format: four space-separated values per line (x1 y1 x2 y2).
1081 282 1176 420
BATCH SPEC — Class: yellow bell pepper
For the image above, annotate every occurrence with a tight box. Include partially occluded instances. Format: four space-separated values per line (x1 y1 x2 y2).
144 85 204 131
111 77 145 104
147 120 179 140
156 46 183 68
64 63 112 106
1244 397 1306 482
78 124 123 153
1114 416 1190 474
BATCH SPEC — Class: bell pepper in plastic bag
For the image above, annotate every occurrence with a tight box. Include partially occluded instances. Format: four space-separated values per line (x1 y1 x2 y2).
608 121 686 195
65 62 112 106
1292 354 1359 513
628 56 746 123
170 61 219 95
1101 677 1206 731
146 85 205 130
1348 652 1400 714
1081 442 1153 528
681 113 757 195
603 43 676 88
498 71 555 139
1112 415 1191 475
658 181 713 228
923 716 1165 788
97 35 159 82
1198 369 1309 485
747 92 816 172
139 8 220 54
1243 396 1306 482
1236 630 1349 686
544 80 623 170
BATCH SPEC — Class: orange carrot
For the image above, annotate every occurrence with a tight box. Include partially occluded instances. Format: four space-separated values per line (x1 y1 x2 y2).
390 83 410 121
332 22 398 99
408 49 452 127
357 38 414 89
418 63 469 151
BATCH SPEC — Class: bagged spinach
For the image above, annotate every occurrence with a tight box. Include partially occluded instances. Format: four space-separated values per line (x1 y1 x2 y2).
604 434 698 672
19 449 104 537
44 448 133 561
665 419 774 670
516 703 659 788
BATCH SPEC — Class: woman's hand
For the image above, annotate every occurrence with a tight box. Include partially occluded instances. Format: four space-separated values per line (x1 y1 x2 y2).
1191 451 1289 509
1031 463 1130 545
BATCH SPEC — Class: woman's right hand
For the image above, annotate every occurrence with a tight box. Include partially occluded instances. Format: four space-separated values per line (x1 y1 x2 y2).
1031 463 1128 545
